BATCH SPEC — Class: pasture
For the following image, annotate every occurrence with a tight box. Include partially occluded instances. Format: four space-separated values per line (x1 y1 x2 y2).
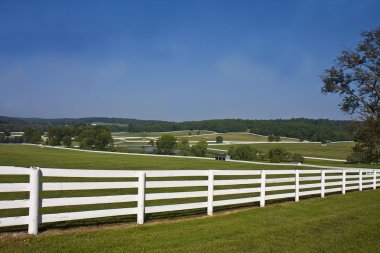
177 132 298 142
112 130 214 138
0 144 379 253
0 190 379 252
213 142 355 160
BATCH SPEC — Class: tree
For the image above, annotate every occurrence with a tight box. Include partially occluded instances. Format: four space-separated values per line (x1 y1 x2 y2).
62 136 72 147
155 134 177 154
274 135 281 142
228 145 259 161
268 134 275 142
216 136 223 143
321 28 380 163
190 140 208 157
23 127 34 143
267 147 292 163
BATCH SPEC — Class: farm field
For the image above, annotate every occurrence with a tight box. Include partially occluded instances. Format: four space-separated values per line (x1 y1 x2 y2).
0 144 378 233
112 130 214 138
0 145 303 170
177 132 298 142
0 144 313 232
0 190 379 253
213 142 356 160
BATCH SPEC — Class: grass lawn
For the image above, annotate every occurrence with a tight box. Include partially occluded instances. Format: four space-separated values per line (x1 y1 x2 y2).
112 130 214 138
214 142 355 160
0 144 378 234
178 132 298 142
0 144 305 170
0 190 379 253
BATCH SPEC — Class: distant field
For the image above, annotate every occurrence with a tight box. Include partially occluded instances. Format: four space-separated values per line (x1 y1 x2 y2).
112 130 214 138
1 190 379 253
213 142 355 160
178 132 298 142
0 145 302 170
92 122 129 127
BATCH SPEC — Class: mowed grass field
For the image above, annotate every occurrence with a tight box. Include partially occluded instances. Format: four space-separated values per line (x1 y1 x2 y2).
0 144 315 231
177 132 298 142
112 130 214 138
213 142 356 160
0 145 302 170
0 190 379 253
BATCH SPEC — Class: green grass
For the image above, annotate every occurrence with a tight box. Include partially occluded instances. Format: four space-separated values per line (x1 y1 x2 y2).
0 144 378 234
178 132 298 142
0 190 379 253
0 144 303 170
112 130 214 138
214 142 355 160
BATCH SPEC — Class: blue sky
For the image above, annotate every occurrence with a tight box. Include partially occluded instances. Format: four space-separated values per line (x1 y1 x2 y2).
0 0 379 121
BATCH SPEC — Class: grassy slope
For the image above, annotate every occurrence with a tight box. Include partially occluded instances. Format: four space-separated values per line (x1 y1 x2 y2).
178 132 298 142
112 130 214 138
0 190 379 253
0 144 306 170
214 142 355 160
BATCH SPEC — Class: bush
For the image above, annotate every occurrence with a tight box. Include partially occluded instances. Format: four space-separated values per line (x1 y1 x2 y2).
155 134 177 154
190 140 208 157
292 153 304 163
267 147 292 163
228 145 259 161
347 152 364 164
216 136 223 143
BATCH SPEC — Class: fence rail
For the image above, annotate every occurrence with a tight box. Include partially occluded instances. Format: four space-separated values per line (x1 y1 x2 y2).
0 166 379 234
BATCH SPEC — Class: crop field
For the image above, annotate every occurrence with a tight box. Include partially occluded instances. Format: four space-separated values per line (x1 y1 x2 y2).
213 142 356 160
0 190 379 253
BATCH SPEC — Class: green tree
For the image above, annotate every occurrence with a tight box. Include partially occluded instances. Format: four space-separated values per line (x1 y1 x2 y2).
268 134 275 142
292 153 304 163
62 136 72 147
267 147 292 163
274 135 281 142
23 127 34 143
216 136 223 143
228 145 259 161
321 28 380 163
31 131 42 144
155 134 177 154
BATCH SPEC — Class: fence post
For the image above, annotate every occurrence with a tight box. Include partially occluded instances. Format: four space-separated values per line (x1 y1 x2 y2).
260 170 266 207
373 170 377 190
295 170 299 202
137 171 146 225
28 167 40 235
207 170 214 216
321 170 325 198
342 170 346 195
359 169 362 191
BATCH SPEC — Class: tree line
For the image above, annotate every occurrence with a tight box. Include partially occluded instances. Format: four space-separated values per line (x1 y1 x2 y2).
0 124 113 151
0 116 353 142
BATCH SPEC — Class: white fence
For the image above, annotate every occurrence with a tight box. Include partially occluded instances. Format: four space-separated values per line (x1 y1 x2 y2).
0 166 379 235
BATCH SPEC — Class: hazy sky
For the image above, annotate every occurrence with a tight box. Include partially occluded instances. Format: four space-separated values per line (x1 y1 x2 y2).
0 0 379 121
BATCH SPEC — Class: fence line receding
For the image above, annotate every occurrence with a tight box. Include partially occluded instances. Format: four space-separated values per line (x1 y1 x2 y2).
0 166 378 234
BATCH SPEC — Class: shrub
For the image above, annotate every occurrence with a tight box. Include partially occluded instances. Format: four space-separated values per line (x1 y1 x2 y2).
292 153 304 163
190 140 208 157
216 136 223 143
267 147 292 163
347 152 364 164
228 145 259 161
